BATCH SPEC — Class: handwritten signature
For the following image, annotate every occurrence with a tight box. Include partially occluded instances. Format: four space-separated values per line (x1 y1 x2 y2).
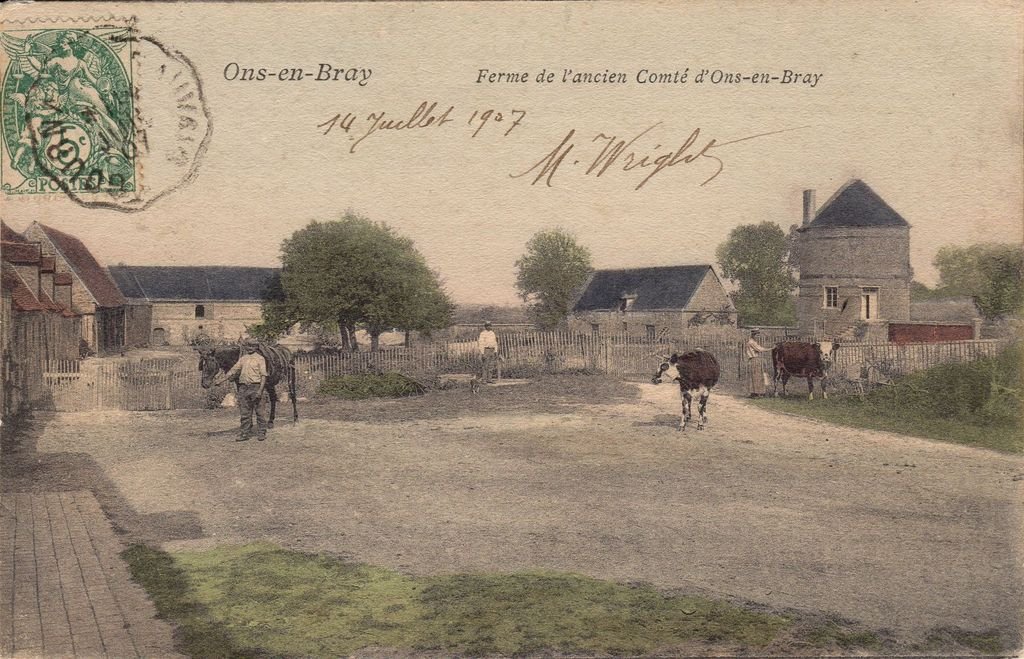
510 123 808 190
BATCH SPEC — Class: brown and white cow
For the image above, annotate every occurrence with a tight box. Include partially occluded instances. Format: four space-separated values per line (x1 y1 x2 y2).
652 350 720 430
771 341 839 400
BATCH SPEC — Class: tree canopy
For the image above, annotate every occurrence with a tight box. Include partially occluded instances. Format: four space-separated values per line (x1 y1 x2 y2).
715 222 797 326
255 212 454 348
515 229 592 330
931 243 1023 319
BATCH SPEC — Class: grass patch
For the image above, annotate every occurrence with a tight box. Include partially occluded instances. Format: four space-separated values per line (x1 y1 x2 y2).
753 343 1023 453
921 626 1012 655
318 372 425 399
802 619 882 651
125 543 799 657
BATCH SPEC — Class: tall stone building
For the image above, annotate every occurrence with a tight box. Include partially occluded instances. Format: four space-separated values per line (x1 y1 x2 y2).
793 180 911 339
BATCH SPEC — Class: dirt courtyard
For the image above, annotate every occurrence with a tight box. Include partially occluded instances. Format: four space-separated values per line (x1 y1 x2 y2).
5 380 1022 648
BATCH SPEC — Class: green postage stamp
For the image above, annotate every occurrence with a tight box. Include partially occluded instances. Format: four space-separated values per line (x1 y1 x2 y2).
1 24 136 196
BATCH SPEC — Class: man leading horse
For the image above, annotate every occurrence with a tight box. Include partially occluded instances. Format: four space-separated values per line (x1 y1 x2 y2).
212 339 270 441
200 339 298 441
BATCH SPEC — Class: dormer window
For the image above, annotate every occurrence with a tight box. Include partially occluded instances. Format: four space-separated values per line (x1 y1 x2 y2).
619 295 637 312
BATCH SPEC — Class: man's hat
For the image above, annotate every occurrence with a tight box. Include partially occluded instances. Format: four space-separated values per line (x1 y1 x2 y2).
244 338 260 347
484 321 493 328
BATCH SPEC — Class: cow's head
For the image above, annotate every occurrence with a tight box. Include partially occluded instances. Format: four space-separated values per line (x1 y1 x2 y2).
652 354 679 384
817 341 839 369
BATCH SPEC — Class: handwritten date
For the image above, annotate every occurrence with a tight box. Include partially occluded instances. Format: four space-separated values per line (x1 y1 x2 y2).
318 102 525 153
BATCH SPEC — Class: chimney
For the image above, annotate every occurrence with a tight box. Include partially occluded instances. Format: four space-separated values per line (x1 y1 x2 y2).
802 189 816 226
54 273 73 310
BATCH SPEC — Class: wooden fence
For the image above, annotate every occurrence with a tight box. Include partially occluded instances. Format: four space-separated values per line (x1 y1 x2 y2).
2 309 82 419
44 357 208 412
28 335 1014 411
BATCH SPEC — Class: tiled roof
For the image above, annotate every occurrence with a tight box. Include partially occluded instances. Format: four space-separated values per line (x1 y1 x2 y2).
1 221 25 242
54 273 74 286
2 263 47 312
573 265 715 311
36 287 66 313
39 256 56 273
34 223 125 307
2 241 41 264
910 297 980 322
107 265 280 301
807 180 908 229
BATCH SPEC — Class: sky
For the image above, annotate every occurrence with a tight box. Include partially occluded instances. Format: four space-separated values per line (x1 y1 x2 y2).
4 1 1022 305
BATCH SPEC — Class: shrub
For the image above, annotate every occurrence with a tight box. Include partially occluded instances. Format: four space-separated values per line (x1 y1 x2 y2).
318 373 425 399
867 342 1022 425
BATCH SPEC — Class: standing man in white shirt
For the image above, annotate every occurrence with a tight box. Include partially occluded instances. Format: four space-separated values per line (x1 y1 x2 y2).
213 339 269 441
745 329 771 398
478 321 499 383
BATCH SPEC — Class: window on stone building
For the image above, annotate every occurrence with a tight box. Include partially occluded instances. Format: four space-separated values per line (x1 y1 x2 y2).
621 321 628 333
824 286 839 308
195 304 206 319
591 323 600 335
645 325 656 340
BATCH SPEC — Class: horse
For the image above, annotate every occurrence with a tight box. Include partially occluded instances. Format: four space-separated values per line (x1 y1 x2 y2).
772 340 839 400
652 350 721 431
198 342 298 426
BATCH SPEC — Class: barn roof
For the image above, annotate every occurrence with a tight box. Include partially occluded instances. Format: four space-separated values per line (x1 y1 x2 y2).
1 221 25 242
0 260 66 313
31 223 125 308
2 241 41 264
806 179 908 229
910 297 980 322
107 265 279 301
573 265 715 312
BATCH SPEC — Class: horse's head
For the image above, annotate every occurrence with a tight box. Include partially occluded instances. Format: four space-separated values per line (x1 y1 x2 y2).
197 347 221 389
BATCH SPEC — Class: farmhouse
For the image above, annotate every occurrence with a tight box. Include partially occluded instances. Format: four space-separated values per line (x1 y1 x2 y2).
108 265 279 346
569 265 737 339
791 180 912 340
1 222 82 417
20 222 127 353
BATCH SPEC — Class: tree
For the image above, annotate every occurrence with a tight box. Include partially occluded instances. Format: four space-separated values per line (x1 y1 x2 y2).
515 229 592 329
715 222 797 326
933 243 1023 319
910 280 940 301
260 212 455 349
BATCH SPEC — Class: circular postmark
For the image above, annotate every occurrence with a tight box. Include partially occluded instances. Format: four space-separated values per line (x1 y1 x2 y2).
1 22 211 212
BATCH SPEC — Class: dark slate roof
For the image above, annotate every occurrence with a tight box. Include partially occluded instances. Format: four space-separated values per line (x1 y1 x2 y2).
35 223 126 307
910 297 980 322
807 179 908 229
573 265 713 311
107 265 279 301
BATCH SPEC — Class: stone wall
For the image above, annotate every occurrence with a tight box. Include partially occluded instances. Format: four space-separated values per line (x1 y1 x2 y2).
795 225 911 333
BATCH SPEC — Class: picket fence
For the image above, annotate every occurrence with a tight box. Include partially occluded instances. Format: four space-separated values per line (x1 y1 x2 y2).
34 334 1011 411
44 357 208 412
